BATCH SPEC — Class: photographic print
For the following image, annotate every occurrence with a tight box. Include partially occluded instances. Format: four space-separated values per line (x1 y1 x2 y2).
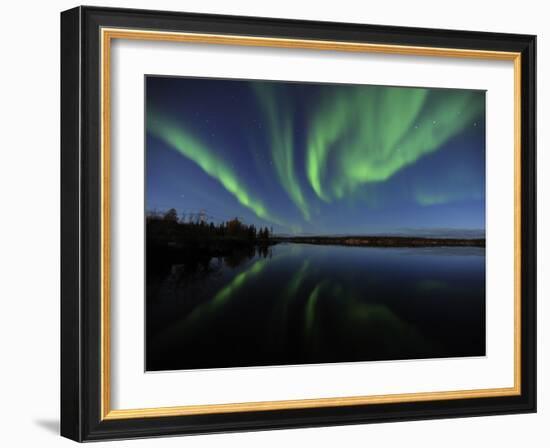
61 9 536 440
145 76 486 372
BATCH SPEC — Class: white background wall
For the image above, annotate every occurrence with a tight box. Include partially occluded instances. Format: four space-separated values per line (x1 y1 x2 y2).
0 0 546 446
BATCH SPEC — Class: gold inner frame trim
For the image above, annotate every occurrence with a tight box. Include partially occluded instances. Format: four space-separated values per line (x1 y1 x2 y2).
100 27 522 420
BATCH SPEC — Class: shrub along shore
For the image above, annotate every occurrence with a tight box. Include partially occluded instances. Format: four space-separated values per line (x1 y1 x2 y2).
273 235 485 248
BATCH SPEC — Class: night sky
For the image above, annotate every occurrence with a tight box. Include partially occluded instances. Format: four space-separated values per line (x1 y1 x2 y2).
146 76 486 236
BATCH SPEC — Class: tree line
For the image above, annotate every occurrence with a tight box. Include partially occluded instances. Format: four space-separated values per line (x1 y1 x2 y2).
147 208 272 242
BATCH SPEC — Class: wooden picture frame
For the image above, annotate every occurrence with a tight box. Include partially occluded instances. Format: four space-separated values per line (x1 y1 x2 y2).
61 6 536 441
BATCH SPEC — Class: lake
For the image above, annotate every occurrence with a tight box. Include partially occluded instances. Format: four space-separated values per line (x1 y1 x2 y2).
146 243 485 371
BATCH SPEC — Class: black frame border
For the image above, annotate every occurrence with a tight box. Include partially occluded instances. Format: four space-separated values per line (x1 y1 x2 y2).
61 6 536 442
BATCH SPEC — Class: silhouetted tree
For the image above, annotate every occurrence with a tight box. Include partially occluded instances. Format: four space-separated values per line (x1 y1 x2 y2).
227 217 245 236
163 208 178 222
147 209 277 250
247 224 257 240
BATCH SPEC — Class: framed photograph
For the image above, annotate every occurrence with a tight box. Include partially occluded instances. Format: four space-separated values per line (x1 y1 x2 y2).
61 6 536 442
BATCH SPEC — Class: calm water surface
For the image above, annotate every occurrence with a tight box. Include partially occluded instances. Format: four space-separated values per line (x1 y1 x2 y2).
146 243 485 371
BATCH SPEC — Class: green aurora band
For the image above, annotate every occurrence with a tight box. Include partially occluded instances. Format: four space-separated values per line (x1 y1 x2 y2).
254 85 311 220
213 257 268 304
413 158 485 206
306 85 484 202
283 260 311 300
148 83 484 230
305 281 325 335
147 110 283 226
415 190 483 206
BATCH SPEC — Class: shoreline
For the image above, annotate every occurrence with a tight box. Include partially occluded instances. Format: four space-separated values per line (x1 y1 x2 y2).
273 235 485 248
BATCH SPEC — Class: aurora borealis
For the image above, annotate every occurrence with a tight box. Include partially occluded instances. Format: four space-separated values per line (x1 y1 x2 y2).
146 76 487 371
146 76 486 236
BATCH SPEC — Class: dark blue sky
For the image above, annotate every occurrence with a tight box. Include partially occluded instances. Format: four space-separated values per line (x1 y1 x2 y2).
146 76 485 236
